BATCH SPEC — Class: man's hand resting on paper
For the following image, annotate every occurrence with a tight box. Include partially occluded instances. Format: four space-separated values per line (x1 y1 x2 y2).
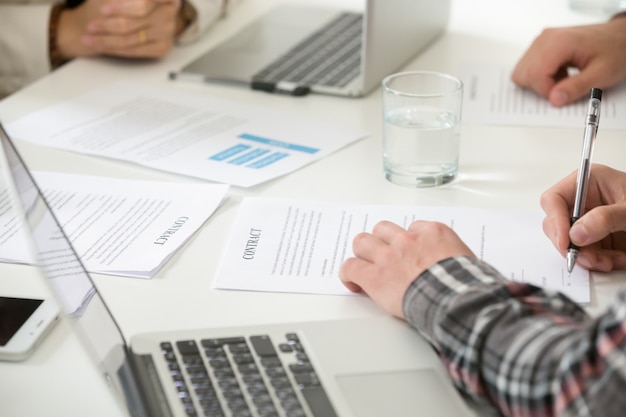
339 220 475 319
511 17 626 107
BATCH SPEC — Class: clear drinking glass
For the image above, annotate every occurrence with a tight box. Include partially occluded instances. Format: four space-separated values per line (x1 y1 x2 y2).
382 70 463 187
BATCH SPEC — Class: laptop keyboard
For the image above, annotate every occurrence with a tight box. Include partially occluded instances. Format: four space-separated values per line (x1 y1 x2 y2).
252 12 363 89
161 333 337 417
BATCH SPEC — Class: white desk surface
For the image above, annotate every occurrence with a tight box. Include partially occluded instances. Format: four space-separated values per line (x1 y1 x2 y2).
1 0 625 415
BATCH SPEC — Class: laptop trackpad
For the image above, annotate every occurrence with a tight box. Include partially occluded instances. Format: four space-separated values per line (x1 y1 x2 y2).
337 369 470 417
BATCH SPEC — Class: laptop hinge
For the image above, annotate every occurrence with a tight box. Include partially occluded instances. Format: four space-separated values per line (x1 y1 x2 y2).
127 350 174 417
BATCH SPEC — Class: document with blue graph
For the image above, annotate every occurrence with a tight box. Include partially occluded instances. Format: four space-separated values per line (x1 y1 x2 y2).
6 82 368 187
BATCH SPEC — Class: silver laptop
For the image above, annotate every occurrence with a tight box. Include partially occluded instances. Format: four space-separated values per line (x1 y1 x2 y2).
172 0 451 97
0 123 476 417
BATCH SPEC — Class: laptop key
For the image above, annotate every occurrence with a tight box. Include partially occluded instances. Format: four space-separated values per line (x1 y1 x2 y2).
289 363 314 374
301 386 338 417
201 337 246 348
250 335 278 357
293 373 320 388
176 340 200 356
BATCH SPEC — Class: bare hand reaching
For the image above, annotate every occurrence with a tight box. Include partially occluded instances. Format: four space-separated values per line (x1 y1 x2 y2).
512 17 626 107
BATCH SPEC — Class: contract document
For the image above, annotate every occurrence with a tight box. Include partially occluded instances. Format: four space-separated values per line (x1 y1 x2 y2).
214 198 590 304
5 82 368 187
0 171 229 278
460 63 626 129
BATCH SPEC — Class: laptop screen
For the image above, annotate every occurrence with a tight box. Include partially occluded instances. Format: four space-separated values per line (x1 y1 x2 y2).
0 123 145 417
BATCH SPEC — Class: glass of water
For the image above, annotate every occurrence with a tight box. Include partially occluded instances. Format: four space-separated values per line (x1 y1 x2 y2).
382 71 463 187
568 0 621 15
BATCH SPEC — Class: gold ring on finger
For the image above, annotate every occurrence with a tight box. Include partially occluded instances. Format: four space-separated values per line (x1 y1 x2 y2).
139 29 147 44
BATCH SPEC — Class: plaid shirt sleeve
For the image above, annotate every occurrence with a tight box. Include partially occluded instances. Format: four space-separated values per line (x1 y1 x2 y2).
403 255 626 417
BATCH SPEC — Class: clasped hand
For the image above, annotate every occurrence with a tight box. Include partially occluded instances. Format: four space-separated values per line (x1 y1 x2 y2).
57 0 182 60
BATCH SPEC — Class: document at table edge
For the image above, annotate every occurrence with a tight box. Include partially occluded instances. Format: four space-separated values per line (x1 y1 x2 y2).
5 81 369 188
213 197 590 304
459 63 626 129
0 171 230 278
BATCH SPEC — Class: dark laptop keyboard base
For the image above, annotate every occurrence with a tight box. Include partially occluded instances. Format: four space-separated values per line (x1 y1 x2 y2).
252 12 363 89
161 333 337 417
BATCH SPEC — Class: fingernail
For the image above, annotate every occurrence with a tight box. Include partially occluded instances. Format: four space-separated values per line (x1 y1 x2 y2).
613 253 626 268
570 223 590 245
596 257 611 272
551 89 569 107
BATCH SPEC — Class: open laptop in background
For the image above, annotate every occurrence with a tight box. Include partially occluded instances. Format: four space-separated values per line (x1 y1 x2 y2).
0 123 475 417
171 0 451 97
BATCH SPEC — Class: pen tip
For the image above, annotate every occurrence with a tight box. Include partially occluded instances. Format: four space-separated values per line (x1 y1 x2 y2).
566 252 576 273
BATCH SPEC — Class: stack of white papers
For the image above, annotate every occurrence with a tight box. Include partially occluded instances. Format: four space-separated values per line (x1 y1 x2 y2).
214 198 590 304
0 172 229 278
6 82 368 188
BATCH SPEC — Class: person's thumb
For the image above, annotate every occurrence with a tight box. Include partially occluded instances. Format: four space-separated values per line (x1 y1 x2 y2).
571 203 626 246
549 71 600 107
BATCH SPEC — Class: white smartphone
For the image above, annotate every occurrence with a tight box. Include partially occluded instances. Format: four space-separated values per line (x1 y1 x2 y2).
0 296 60 361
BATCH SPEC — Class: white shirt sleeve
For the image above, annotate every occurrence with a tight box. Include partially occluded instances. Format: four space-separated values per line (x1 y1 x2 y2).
0 4 52 98
178 0 243 44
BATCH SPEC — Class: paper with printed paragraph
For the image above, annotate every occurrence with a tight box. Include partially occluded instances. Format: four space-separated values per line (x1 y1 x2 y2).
0 171 229 278
460 63 626 130
214 197 590 304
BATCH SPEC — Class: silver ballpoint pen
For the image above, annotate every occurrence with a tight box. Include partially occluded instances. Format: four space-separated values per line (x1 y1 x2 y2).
567 88 602 273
